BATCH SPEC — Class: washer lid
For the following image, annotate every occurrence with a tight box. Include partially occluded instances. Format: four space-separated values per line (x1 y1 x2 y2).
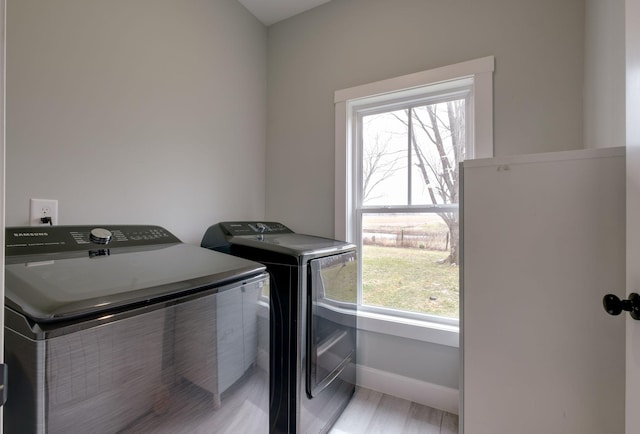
5 243 265 323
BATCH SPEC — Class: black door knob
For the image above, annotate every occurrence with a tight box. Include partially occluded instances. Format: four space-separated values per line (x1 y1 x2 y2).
603 293 640 320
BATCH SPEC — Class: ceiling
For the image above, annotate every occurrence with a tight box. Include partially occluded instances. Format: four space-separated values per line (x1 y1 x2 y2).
238 0 333 26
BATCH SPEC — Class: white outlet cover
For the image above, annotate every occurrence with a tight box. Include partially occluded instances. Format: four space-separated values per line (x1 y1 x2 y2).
30 198 58 226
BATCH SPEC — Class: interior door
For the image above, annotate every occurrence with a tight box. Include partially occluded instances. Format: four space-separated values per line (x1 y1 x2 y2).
461 149 626 434
626 0 640 432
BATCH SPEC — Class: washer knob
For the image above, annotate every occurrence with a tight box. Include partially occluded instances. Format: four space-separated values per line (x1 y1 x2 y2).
89 228 113 245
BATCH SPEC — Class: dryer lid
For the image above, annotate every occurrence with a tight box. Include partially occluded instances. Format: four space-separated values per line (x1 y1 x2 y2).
230 233 355 258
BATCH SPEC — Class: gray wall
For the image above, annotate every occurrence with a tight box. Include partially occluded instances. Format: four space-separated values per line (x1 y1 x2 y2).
358 331 459 388
584 0 625 148
266 0 585 238
6 0 267 244
265 0 586 392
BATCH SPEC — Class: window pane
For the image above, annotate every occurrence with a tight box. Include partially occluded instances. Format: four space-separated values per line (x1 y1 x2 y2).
361 110 408 206
357 94 467 322
361 213 459 318
410 100 465 206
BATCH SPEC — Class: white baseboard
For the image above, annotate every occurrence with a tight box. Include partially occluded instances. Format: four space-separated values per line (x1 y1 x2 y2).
356 364 459 415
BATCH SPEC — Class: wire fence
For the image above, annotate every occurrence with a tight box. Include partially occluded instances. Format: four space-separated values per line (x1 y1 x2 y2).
362 229 449 251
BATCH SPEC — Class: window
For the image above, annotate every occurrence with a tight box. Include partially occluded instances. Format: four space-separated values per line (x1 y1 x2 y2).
334 57 494 341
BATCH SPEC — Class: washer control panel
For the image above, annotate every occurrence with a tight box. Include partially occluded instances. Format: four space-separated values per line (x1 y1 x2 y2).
6 225 180 256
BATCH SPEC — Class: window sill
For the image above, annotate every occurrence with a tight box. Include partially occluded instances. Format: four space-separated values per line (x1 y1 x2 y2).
357 310 459 348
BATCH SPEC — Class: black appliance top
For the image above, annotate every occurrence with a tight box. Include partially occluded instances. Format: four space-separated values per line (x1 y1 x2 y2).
214 221 293 236
5 225 265 323
202 221 355 259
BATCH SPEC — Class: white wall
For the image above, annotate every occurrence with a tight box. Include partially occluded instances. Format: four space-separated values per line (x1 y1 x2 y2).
584 0 626 148
266 0 585 238
5 0 267 244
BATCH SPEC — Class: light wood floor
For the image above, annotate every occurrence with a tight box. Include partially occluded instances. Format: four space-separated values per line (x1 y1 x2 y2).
121 375 456 434
122 367 269 433
329 387 458 434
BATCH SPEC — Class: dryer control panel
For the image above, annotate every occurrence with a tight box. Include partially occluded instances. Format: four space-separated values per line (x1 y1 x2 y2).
219 221 292 236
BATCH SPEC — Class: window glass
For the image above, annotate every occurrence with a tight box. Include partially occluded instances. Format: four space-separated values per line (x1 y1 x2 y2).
361 109 409 207
357 95 466 320
361 212 458 319
410 100 466 206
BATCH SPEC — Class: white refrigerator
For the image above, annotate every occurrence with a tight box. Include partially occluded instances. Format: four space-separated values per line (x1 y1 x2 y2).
461 147 626 434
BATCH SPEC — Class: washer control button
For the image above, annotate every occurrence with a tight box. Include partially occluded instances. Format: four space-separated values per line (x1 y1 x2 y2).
89 228 113 245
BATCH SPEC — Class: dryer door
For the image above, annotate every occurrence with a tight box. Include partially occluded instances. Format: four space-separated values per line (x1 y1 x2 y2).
306 251 357 398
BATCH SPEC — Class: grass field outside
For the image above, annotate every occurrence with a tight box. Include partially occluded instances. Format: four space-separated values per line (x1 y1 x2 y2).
362 244 459 318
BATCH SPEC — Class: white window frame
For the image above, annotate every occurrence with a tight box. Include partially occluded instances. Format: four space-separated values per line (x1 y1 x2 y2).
334 57 494 347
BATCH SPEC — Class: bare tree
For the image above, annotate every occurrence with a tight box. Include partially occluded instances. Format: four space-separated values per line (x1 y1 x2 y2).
412 100 465 264
391 100 465 264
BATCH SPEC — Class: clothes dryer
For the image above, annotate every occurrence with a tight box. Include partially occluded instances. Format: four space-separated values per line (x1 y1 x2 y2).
202 221 357 434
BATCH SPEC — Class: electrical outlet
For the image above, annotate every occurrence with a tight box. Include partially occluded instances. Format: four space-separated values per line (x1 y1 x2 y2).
30 199 58 226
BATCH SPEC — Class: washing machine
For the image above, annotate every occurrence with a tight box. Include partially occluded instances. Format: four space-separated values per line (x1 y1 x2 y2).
4 225 270 434
201 221 357 434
